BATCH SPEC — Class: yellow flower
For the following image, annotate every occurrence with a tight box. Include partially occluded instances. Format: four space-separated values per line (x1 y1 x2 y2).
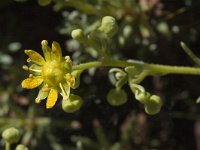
22 40 75 109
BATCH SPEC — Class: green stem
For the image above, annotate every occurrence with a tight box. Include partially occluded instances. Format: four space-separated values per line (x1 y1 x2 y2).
72 59 200 75
5 142 10 150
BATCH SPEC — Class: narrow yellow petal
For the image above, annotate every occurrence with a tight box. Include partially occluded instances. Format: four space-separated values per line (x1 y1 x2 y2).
41 40 52 61
25 50 45 65
21 76 43 89
46 89 58 109
52 41 62 61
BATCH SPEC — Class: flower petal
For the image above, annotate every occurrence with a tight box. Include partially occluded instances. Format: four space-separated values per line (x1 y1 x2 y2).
41 40 52 61
46 88 58 109
52 41 62 62
21 76 43 89
25 50 45 65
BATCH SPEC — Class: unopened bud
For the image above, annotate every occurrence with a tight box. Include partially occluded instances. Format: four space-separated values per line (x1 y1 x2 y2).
144 95 162 115
38 0 51 6
135 91 150 104
71 29 85 41
98 16 118 37
62 94 82 113
2 127 20 144
15 144 29 150
107 88 127 106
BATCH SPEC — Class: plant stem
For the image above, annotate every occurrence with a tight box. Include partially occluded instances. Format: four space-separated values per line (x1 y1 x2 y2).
5 142 10 150
72 59 200 75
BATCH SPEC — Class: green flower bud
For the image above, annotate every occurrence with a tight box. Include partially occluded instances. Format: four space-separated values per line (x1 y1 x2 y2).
129 83 149 103
62 94 83 113
71 29 85 41
15 144 29 150
38 0 51 6
134 91 150 104
107 88 127 106
2 127 20 144
98 16 118 37
144 95 162 115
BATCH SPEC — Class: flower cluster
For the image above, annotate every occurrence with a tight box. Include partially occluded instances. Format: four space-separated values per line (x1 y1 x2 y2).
22 40 75 109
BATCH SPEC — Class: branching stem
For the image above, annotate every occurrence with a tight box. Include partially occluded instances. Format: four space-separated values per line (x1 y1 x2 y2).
72 59 200 76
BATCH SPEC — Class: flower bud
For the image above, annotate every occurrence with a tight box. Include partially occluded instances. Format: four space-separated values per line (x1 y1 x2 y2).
15 144 29 150
71 29 85 41
98 16 118 37
38 0 51 6
62 94 82 113
2 127 20 144
135 91 150 104
144 95 162 115
107 88 127 106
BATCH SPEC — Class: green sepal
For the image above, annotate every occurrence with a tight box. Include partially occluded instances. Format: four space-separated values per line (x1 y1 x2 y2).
37 85 50 100
71 70 83 89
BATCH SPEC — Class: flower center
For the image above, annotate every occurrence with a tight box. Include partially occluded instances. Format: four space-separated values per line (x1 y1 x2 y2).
42 61 67 87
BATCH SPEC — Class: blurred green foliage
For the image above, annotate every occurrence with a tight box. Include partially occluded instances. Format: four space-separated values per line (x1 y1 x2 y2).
0 0 200 149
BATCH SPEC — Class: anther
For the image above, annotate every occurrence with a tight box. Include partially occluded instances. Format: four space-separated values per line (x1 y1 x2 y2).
65 56 71 63
29 74 34 78
22 65 29 70
41 40 48 46
35 97 41 103
59 83 68 97
27 58 31 62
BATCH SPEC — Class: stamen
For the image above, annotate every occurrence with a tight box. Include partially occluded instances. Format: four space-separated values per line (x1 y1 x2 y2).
23 65 41 73
22 65 29 70
27 58 31 62
29 74 34 78
35 97 41 103
41 40 48 46
59 83 68 98
29 68 42 73
65 56 71 63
